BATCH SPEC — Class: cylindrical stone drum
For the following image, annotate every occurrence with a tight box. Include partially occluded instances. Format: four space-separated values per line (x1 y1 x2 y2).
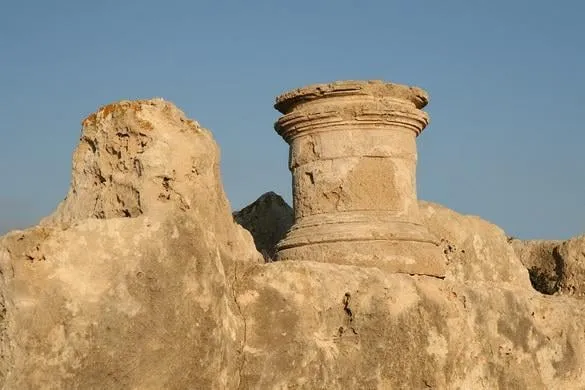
273 80 445 277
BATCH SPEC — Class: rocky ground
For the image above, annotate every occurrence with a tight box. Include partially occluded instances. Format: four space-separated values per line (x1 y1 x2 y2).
0 99 583 389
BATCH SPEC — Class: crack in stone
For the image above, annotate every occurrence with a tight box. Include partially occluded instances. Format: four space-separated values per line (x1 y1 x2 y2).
230 260 250 390
341 292 358 336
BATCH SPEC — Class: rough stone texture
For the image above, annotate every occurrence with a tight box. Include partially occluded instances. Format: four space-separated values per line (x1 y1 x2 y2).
41 99 233 228
233 192 293 261
273 80 446 277
419 201 531 288
235 196 533 288
234 196 585 388
510 239 563 295
511 236 585 298
0 99 262 388
238 261 585 389
1 90 585 389
555 235 585 298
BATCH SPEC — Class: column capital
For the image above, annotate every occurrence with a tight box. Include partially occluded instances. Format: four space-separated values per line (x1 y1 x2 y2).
275 80 429 113
274 80 430 142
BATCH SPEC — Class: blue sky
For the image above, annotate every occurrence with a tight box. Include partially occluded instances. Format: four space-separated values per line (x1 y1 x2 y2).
0 1 583 239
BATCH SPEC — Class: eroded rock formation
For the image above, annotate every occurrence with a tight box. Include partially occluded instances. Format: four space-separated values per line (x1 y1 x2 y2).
0 83 584 389
511 236 585 298
233 192 293 260
236 197 585 389
0 99 262 388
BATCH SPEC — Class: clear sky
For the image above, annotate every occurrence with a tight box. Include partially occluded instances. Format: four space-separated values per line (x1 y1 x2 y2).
0 1 583 239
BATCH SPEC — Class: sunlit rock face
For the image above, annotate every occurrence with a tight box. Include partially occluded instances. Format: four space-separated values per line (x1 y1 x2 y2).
0 86 584 389
236 197 585 389
0 99 261 389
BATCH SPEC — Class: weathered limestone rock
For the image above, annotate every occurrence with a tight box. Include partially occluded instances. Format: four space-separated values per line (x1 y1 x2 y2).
511 236 585 298
510 239 563 294
41 99 237 230
233 192 293 261
237 261 585 389
420 201 532 288
273 81 446 277
1 89 584 389
0 99 262 388
234 195 531 287
554 235 585 298
232 195 585 388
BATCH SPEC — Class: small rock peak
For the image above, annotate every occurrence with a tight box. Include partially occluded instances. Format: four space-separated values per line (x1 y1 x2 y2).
256 191 287 205
44 98 221 228
236 192 291 215
233 191 293 261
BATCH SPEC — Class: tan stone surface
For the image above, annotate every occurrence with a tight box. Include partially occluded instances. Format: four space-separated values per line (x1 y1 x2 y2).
0 90 584 389
42 99 233 229
510 239 563 294
232 195 585 388
512 235 585 298
237 261 585 389
420 201 532 288
0 99 261 388
234 195 534 286
554 235 585 298
273 81 446 277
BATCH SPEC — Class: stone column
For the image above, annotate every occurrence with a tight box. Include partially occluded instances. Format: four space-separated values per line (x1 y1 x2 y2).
273 80 446 277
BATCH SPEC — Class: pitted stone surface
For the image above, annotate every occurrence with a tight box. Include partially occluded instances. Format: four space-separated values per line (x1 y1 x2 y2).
273 80 446 276
274 80 430 113
0 92 583 389
511 235 585 298
237 261 585 389
0 99 262 388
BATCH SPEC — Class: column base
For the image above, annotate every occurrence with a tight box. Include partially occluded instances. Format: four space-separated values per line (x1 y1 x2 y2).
275 239 445 277
275 218 447 277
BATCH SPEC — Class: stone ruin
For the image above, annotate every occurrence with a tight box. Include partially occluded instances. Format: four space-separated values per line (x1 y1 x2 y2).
273 81 445 276
0 80 584 389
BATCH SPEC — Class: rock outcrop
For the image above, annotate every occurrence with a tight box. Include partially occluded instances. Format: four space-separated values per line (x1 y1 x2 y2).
238 261 585 389
510 239 563 294
236 199 585 389
0 99 262 389
233 192 293 261
511 235 585 298
0 92 584 389
555 235 585 298
419 201 531 288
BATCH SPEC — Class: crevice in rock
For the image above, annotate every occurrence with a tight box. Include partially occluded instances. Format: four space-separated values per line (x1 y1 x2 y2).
156 175 190 211
512 239 563 295
341 292 358 336
133 159 143 177
527 266 559 295
230 261 251 390
407 272 446 280
84 137 98 153
552 245 565 293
